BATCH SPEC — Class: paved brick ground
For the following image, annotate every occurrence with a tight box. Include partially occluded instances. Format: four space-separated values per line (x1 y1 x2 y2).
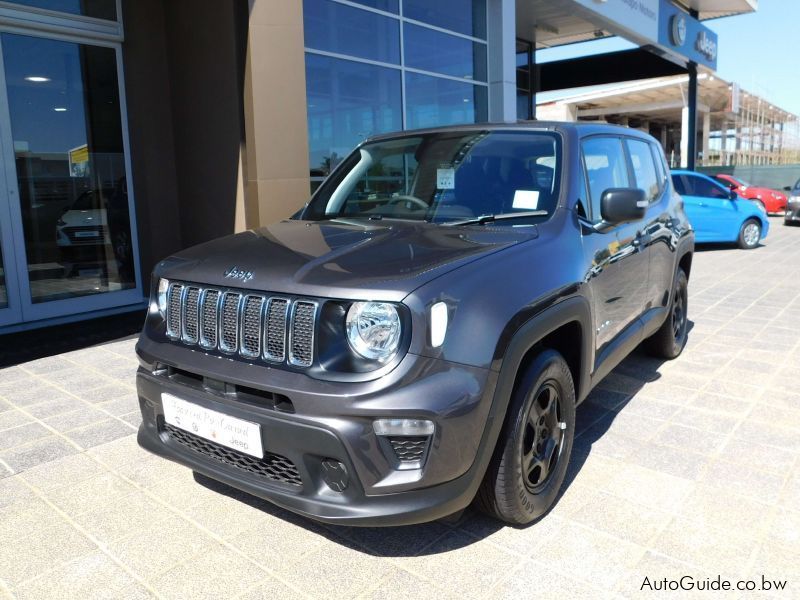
1 216 799 599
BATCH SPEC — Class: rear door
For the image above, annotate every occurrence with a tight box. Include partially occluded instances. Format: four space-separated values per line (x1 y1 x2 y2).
581 136 649 357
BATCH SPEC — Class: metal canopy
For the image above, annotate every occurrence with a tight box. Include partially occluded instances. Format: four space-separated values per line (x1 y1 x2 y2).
516 0 757 49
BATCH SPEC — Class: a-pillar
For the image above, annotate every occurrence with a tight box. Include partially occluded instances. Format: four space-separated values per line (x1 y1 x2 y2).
242 0 311 228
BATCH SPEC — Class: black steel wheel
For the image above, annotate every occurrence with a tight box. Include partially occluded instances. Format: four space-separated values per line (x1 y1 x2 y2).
644 268 689 359
476 349 575 525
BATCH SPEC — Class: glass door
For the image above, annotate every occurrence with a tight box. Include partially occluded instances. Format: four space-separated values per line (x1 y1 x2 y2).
0 29 141 324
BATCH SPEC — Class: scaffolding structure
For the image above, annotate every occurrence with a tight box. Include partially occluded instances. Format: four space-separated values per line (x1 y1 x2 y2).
704 85 800 166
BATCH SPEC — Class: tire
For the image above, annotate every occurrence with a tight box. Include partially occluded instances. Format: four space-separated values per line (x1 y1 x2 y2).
476 349 575 525
737 218 761 249
644 268 689 360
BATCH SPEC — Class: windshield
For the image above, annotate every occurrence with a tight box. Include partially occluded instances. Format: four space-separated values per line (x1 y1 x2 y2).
302 130 562 224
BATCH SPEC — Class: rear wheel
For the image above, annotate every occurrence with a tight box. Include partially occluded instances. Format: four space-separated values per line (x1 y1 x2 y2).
476 350 575 525
645 268 689 360
738 218 762 249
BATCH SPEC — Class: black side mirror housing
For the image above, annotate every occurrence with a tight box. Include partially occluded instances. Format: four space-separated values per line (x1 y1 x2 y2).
784 186 792 192
596 188 647 229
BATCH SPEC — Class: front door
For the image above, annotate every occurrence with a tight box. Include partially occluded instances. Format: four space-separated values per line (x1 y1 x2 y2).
677 174 739 241
581 136 649 358
0 29 141 327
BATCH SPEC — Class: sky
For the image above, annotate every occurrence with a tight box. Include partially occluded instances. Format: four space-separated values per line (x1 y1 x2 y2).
536 1 800 115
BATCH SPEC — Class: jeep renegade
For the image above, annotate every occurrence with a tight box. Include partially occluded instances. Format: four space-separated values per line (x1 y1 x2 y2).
136 123 694 526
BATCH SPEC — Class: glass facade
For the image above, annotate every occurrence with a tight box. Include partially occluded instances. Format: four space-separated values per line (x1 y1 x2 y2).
3 32 135 304
303 0 488 181
516 39 533 121
2 0 117 20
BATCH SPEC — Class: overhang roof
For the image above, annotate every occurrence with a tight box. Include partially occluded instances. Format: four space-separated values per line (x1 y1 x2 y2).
517 0 757 49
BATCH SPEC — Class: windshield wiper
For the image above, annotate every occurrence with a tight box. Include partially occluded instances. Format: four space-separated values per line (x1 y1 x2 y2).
443 210 548 227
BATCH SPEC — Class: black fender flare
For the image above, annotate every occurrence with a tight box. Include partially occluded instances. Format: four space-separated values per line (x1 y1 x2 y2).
473 295 593 481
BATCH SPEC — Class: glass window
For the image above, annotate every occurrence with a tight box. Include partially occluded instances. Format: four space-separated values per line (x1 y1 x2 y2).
687 175 731 199
626 139 659 203
3 32 134 303
349 0 398 11
303 0 400 64
304 131 562 223
405 72 487 130
2 0 116 20
403 23 487 82
671 174 686 195
650 142 666 188
404 0 487 39
305 54 402 178
582 137 630 222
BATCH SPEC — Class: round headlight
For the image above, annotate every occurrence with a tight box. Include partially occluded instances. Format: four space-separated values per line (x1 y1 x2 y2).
346 302 401 362
157 278 169 316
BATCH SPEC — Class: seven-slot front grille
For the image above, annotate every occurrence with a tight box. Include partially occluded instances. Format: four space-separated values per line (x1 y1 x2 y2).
166 282 317 368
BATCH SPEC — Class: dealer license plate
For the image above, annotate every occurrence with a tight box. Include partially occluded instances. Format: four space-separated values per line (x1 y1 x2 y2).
161 393 263 459
74 230 100 238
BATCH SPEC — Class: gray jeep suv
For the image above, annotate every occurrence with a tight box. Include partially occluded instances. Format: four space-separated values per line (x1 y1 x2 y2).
136 123 694 526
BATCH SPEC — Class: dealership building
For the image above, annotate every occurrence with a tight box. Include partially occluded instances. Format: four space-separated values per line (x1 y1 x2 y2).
0 0 756 332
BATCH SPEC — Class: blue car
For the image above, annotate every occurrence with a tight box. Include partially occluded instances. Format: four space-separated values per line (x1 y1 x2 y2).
671 170 769 249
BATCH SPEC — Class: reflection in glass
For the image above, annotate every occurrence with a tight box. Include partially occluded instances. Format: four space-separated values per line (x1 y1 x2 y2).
405 72 488 130
0 241 7 309
404 0 487 39
303 0 400 65
349 0 398 12
3 0 116 20
305 53 402 178
403 24 486 82
3 33 135 303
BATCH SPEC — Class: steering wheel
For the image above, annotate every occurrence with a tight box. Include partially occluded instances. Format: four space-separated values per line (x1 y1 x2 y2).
385 195 429 211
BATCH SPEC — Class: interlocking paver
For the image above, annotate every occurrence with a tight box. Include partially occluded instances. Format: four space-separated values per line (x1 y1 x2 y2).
0 217 798 598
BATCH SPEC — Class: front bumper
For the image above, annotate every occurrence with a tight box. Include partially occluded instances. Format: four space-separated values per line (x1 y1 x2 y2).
785 202 800 223
135 337 498 526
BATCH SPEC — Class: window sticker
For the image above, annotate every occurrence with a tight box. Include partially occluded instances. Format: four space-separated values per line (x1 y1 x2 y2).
436 168 455 189
512 190 539 209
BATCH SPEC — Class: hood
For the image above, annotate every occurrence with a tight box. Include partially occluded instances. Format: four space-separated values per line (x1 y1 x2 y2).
60 209 105 227
161 219 537 301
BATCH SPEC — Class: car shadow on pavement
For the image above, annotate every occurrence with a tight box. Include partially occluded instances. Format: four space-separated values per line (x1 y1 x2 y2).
193 321 693 557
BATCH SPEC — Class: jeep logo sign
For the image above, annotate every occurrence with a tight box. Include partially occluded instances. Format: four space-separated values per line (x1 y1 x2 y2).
224 266 254 282
695 30 717 61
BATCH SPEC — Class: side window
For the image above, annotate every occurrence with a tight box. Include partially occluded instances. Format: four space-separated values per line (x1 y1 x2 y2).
689 176 730 199
650 143 667 190
582 137 630 222
625 139 659 203
671 175 686 195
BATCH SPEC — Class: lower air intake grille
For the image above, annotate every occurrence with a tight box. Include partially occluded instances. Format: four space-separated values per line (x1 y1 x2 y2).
388 436 429 463
164 423 302 487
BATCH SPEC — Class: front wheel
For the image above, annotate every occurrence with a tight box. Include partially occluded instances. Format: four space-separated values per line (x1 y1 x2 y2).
738 218 762 249
476 350 575 525
644 268 689 359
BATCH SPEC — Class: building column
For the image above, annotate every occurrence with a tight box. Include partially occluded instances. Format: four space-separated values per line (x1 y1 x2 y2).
686 63 698 170
242 0 310 228
680 106 689 168
487 0 517 123
701 110 710 166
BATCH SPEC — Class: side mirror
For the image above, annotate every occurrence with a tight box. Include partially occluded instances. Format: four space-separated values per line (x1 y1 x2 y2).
596 188 647 230
728 189 737 200
784 186 792 192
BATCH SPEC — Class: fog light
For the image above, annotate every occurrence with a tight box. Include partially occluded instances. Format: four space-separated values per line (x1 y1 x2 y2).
320 458 349 492
373 419 435 436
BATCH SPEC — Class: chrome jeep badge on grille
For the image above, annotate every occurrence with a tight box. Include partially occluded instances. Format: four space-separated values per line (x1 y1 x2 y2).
224 266 254 282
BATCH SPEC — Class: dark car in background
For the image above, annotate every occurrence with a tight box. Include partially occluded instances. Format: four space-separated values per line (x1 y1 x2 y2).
135 123 694 526
783 179 800 225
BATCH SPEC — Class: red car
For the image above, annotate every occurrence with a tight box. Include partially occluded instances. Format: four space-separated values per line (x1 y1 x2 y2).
714 174 788 214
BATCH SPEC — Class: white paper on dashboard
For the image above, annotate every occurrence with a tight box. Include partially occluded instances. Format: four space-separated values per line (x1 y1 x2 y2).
436 168 455 189
512 190 539 209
